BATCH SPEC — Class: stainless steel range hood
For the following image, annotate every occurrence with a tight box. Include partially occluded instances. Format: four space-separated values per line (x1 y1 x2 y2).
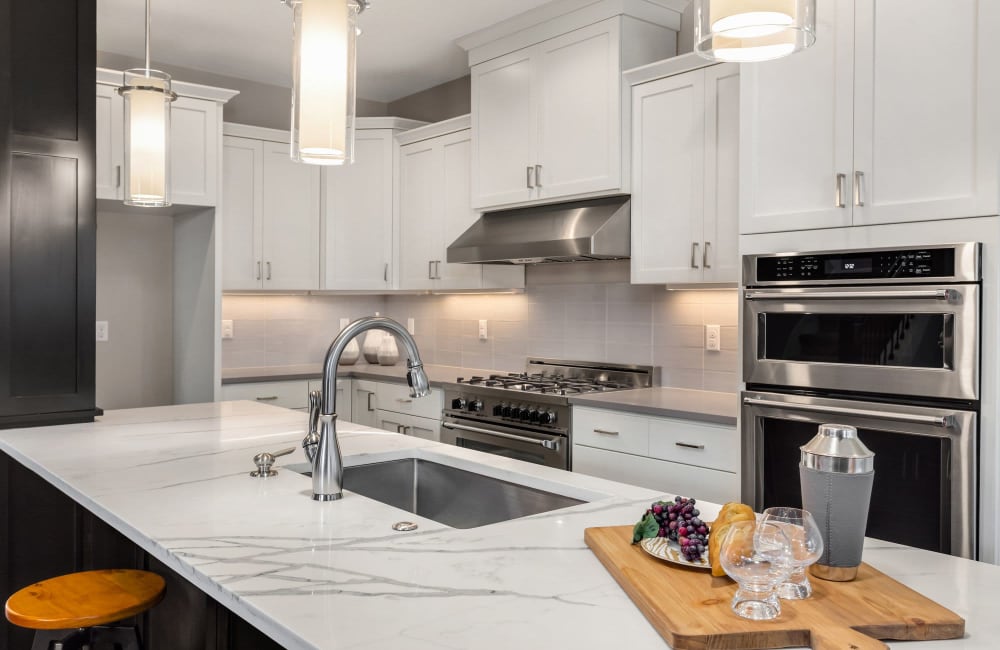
446 195 630 264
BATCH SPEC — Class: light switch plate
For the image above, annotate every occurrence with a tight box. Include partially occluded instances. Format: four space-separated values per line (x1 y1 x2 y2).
705 324 721 351
478 319 488 340
407 318 416 335
221 320 234 339
95 321 109 342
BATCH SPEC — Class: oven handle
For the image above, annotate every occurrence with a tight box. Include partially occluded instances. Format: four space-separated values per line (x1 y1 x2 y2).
744 288 955 301
742 397 955 428
441 421 560 451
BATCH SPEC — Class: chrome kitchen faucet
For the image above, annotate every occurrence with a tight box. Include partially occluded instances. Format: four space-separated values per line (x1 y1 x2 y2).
305 316 431 501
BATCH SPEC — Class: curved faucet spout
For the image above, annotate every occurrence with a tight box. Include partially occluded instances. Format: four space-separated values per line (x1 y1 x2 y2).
310 316 430 501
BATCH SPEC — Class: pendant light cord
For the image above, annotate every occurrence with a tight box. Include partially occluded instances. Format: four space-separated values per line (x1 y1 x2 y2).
144 0 151 72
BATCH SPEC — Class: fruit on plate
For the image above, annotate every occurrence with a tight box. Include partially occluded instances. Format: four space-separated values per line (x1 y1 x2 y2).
708 502 756 577
632 496 710 562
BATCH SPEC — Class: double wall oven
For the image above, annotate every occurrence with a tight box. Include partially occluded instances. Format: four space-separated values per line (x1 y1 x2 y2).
742 243 981 559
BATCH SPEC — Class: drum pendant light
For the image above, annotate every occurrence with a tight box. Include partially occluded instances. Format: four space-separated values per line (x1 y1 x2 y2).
284 0 367 166
118 0 177 207
694 0 816 63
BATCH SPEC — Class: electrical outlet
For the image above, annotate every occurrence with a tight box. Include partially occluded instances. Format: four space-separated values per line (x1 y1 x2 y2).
221 320 234 339
407 317 416 335
705 324 721 351
95 321 109 342
478 319 488 340
339 317 350 331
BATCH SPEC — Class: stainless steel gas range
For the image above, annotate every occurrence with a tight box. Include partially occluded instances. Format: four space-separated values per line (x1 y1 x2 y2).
440 359 657 471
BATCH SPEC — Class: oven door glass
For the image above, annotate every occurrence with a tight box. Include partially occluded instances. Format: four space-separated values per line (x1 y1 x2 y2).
742 391 977 559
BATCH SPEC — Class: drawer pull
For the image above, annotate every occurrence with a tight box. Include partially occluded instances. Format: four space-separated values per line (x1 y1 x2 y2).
255 396 279 401
675 442 705 450
594 428 620 436
396 398 414 404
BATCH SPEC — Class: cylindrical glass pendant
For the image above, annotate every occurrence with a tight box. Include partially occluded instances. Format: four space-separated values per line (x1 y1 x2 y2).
289 0 360 166
119 68 176 207
694 0 816 63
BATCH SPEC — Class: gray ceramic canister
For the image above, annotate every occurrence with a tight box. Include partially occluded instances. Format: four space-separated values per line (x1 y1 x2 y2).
799 423 875 582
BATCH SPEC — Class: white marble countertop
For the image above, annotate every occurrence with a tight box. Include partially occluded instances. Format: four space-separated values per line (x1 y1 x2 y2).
0 401 995 649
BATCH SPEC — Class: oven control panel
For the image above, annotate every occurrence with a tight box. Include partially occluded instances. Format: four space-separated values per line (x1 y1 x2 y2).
757 247 956 282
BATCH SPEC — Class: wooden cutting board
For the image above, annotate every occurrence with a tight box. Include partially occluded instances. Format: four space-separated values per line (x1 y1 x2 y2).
585 526 965 650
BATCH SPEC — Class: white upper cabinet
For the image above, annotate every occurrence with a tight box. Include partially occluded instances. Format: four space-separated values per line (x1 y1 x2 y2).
95 69 236 206
221 136 263 291
397 118 525 291
467 11 677 211
322 129 396 290
741 0 999 234
630 60 740 285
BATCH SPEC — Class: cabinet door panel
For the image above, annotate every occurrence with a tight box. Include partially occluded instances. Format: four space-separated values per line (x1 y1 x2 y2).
262 141 320 290
702 64 740 284
740 0 855 234
437 133 484 289
170 96 218 207
630 72 705 284
397 141 439 290
95 84 122 200
537 21 621 200
221 136 263 290
471 49 535 209
322 131 393 290
853 0 999 224
352 382 378 427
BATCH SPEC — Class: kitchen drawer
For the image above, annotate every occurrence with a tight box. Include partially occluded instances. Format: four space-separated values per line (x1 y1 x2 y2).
220 380 309 409
375 381 443 419
648 419 739 473
572 407 649 456
573 445 739 504
376 410 440 442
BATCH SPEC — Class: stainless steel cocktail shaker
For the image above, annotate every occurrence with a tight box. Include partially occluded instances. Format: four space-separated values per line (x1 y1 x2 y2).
799 423 875 581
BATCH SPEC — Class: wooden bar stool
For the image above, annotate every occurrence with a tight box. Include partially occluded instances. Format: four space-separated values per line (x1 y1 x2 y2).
5 569 165 650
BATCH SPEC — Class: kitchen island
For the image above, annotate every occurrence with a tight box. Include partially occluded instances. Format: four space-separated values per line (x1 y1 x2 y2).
0 401 995 649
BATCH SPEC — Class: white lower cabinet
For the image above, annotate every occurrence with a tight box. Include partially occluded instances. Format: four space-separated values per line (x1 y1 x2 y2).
351 380 379 427
376 410 441 442
572 406 739 503
307 379 351 422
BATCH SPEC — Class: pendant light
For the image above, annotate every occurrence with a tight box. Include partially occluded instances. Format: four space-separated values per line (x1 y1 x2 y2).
284 0 367 166
694 0 816 63
117 0 176 207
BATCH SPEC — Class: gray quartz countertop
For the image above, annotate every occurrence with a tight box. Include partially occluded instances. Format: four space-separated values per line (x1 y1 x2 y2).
221 363 495 387
569 387 738 426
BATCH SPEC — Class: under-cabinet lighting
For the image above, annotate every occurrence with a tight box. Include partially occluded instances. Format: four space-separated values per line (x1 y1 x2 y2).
694 0 816 63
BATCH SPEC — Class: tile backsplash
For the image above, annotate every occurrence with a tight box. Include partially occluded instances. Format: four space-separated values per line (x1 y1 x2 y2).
222 283 739 393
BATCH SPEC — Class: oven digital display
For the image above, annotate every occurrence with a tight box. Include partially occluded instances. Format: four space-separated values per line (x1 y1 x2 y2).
825 257 873 274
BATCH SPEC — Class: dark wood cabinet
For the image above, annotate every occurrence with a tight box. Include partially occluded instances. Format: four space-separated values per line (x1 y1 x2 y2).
0 0 98 429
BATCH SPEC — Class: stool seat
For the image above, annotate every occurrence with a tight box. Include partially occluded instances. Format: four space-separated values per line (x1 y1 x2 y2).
5 569 165 630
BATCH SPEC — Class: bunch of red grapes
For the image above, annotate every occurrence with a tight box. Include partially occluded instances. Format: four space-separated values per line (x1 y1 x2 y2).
647 496 709 562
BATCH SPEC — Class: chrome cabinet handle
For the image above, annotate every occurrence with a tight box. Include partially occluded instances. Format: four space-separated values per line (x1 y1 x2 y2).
435 261 441 279
255 396 279 401
384 263 388 282
854 171 866 207
535 164 542 187
690 243 700 269
256 261 262 280
593 428 620 436
441 422 560 451
675 442 705 450
703 242 711 269
428 260 434 280
742 397 954 428
744 288 954 301
115 165 121 188
266 261 272 280
396 398 413 404
526 166 534 189
366 391 374 412
835 173 847 208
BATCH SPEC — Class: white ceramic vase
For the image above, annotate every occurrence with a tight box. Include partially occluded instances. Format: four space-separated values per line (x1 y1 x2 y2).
377 335 400 366
339 338 360 365
362 330 383 364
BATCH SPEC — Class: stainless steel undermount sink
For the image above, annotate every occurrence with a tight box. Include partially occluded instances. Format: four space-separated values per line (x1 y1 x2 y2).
295 458 585 529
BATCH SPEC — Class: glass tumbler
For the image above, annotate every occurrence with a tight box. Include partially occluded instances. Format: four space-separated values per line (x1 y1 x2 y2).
719 520 792 620
759 507 824 599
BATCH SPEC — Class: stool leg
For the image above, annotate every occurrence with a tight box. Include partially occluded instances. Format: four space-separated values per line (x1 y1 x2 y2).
31 629 90 650
89 625 143 650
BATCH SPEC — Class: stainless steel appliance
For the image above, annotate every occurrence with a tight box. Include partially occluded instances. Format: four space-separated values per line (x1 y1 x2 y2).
741 243 981 559
441 358 656 470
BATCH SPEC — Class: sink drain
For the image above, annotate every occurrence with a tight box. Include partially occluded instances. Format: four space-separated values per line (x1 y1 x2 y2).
392 521 418 532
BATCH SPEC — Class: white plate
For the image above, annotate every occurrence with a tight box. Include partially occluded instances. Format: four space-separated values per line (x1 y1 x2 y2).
639 537 711 570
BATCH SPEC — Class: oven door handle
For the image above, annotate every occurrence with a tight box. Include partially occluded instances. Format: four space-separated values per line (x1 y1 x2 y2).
742 397 955 428
744 288 955 301
441 421 560 451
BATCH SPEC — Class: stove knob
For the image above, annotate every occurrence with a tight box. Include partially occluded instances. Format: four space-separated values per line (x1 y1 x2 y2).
451 398 467 410
492 403 504 416
528 408 540 423
501 404 513 418
520 408 534 422
539 410 556 425
469 399 484 413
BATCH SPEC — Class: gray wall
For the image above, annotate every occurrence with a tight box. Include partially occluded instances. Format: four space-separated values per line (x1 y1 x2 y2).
95 211 175 410
387 75 472 123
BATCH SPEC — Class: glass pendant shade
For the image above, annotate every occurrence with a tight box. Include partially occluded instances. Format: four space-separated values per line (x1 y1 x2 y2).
694 0 816 63
119 69 176 207
289 0 360 165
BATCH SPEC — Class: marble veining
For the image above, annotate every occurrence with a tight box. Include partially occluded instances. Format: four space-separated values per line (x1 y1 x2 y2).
0 401 996 649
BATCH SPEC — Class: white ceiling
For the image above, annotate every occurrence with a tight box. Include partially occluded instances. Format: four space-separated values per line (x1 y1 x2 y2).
97 0 558 103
